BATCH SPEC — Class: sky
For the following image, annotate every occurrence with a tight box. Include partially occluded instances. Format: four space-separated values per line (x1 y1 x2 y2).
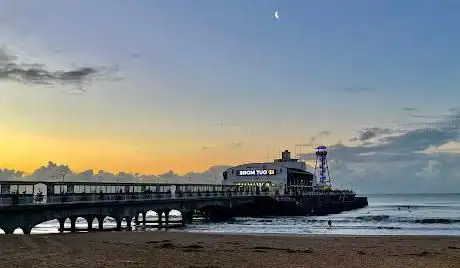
0 1 459 193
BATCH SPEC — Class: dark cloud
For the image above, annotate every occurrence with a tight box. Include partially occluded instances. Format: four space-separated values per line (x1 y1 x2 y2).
343 86 375 93
0 47 118 92
350 127 394 142
307 130 331 144
402 107 417 112
300 111 460 193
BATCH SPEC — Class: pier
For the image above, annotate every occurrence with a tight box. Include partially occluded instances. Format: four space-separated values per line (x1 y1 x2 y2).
0 180 368 234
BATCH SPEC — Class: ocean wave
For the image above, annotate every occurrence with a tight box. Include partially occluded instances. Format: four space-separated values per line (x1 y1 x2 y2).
231 215 460 225
319 215 460 224
371 204 460 209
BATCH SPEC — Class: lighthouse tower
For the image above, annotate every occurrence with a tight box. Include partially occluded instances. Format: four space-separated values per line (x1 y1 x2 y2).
314 145 332 188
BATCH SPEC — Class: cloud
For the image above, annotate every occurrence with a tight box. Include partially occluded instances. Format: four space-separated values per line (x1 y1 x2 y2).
300 110 460 193
207 122 238 128
0 47 118 92
402 107 417 112
2 112 460 193
343 86 375 93
296 130 331 148
234 141 243 148
3 161 230 185
0 168 24 179
349 127 394 142
407 113 444 120
202 141 243 150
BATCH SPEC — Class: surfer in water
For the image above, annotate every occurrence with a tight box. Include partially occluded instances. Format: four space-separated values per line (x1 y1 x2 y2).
328 219 332 228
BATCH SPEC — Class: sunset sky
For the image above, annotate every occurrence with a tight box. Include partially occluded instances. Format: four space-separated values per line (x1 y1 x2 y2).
1 1 460 192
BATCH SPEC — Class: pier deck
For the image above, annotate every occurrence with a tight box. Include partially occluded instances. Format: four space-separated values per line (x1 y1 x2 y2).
0 180 367 234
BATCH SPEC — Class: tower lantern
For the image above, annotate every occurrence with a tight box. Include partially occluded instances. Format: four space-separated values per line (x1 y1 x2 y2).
314 145 332 188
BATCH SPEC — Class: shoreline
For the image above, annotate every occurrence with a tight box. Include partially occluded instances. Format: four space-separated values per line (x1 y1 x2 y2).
175 230 460 238
6 226 460 237
1 231 459 267
13 226 460 237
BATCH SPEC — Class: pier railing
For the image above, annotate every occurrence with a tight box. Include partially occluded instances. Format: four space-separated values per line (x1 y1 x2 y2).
0 190 355 207
0 180 356 207
0 191 271 207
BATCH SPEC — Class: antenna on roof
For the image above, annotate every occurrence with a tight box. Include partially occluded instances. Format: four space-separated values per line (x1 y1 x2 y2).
295 143 318 161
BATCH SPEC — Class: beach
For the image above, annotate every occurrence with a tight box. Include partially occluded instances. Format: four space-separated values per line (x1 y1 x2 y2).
0 231 459 268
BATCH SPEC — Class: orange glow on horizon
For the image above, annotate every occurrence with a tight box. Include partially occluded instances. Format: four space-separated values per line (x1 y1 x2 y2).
0 129 268 176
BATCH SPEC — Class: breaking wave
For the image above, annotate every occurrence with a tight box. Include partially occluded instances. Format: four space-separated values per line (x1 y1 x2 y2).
301 215 460 224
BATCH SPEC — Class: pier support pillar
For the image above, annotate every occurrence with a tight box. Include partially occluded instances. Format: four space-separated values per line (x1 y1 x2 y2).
125 216 132 230
85 216 95 232
21 226 32 235
134 214 139 225
96 216 105 230
155 210 163 228
164 209 171 227
58 218 66 233
181 210 194 226
142 212 147 226
115 218 122 231
70 216 77 232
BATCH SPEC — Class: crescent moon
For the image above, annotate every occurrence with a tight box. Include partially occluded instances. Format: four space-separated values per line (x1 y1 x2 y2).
274 11 279 19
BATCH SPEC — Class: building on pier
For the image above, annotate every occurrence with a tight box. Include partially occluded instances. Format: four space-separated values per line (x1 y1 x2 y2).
222 150 317 194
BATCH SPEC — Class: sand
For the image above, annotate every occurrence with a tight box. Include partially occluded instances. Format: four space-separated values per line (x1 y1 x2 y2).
0 231 459 268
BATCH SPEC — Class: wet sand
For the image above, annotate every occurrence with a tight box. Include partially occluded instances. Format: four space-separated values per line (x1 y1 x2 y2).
0 231 459 268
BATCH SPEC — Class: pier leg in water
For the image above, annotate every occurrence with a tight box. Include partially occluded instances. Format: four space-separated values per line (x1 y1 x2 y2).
164 209 171 228
125 216 132 230
85 216 95 232
70 216 77 232
155 210 163 228
142 212 147 226
21 226 32 235
97 216 104 230
115 218 122 231
58 218 65 233
181 210 194 226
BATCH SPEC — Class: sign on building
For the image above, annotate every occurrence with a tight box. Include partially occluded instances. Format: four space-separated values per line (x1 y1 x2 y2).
237 169 276 176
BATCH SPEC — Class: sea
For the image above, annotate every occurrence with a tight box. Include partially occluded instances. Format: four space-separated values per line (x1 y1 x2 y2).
4 193 460 236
